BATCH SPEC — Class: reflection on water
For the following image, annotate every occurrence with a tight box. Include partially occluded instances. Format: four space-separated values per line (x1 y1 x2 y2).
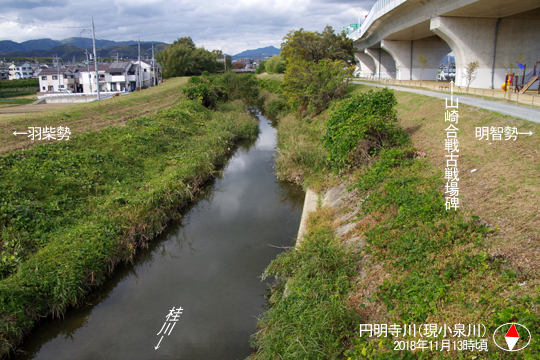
15 115 304 360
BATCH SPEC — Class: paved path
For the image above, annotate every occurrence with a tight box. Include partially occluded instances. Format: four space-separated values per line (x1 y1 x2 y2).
352 81 540 124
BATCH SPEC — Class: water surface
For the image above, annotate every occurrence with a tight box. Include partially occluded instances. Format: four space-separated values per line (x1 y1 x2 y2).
16 114 304 360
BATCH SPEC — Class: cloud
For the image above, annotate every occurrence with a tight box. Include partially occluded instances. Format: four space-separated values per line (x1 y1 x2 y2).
0 0 376 54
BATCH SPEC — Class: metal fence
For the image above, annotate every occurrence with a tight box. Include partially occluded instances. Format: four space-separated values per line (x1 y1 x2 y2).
349 0 402 40
353 77 540 108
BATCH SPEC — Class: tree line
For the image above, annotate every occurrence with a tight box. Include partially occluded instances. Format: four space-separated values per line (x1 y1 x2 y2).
159 27 356 117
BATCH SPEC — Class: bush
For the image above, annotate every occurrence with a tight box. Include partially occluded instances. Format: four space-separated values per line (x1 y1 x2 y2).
257 78 281 94
187 76 204 85
255 60 266 74
282 59 353 116
265 55 286 74
0 78 38 89
323 88 409 169
183 83 223 109
265 99 288 119
184 73 264 109
215 73 261 107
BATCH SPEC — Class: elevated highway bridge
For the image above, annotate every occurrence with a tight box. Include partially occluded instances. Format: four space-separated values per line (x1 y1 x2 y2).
349 0 540 89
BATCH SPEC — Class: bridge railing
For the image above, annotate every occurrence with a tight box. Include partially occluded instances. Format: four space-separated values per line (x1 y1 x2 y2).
349 0 400 40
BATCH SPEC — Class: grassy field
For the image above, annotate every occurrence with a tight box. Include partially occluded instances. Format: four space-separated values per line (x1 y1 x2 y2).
251 82 540 359
0 78 259 356
0 99 35 109
0 78 188 154
0 79 39 99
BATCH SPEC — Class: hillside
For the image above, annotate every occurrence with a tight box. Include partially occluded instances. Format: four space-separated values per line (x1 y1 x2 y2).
232 46 280 59
0 37 166 55
0 43 168 61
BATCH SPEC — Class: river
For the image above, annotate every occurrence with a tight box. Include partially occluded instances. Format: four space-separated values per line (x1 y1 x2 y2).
15 114 304 360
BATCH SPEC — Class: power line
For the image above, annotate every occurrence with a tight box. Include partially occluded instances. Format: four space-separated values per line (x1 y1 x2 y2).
0 14 88 29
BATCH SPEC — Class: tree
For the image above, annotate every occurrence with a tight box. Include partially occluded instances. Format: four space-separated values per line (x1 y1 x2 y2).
225 55 232 71
212 49 224 59
173 37 196 49
280 25 355 65
265 55 286 74
462 61 480 90
255 59 266 74
156 38 219 78
233 62 246 69
418 55 428 81
282 59 353 116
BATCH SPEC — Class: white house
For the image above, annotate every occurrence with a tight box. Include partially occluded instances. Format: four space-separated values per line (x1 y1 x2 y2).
132 60 162 90
78 64 112 93
8 62 34 80
38 67 85 92
37 61 162 94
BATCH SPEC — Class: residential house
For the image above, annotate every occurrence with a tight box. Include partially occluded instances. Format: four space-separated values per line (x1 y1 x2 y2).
78 65 112 93
39 67 84 92
38 60 162 94
132 60 162 90
0 66 8 81
8 62 35 80
104 61 132 92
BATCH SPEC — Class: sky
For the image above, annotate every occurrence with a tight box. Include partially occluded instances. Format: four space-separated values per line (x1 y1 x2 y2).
0 0 377 55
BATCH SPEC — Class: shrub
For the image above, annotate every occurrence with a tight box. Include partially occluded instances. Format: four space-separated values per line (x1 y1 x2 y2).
257 78 281 94
282 59 352 116
265 55 286 74
255 60 266 74
183 82 226 109
323 88 409 169
265 99 288 119
187 76 204 85
184 73 264 109
215 73 261 107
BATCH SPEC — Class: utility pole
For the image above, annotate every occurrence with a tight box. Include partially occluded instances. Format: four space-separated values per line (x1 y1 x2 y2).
151 43 155 87
85 49 92 93
92 17 100 100
137 38 141 90
55 54 60 92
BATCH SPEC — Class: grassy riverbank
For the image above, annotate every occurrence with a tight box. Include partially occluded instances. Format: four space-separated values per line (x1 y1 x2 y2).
0 78 189 154
0 82 259 356
251 81 540 359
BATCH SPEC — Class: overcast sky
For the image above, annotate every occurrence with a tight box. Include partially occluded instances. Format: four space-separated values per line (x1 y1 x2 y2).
0 0 376 55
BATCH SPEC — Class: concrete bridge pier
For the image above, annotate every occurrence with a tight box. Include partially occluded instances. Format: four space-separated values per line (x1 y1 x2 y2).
354 52 376 77
382 36 452 81
364 48 396 79
431 16 540 89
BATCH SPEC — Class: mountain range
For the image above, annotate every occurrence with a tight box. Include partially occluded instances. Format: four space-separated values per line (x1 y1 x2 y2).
0 37 280 61
0 37 162 54
231 46 280 59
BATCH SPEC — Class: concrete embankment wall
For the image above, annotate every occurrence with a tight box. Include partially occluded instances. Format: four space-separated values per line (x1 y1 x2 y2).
37 94 116 103
296 184 357 246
